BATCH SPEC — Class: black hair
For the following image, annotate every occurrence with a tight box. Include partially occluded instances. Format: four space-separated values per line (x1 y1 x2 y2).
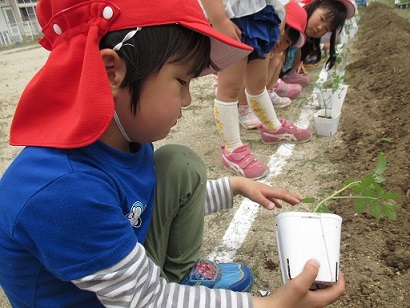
100 25 218 114
303 0 348 70
285 24 300 47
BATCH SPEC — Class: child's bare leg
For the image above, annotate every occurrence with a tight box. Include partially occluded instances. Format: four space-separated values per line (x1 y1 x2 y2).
267 52 284 90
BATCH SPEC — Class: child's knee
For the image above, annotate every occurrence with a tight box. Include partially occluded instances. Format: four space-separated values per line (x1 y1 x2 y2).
154 144 206 178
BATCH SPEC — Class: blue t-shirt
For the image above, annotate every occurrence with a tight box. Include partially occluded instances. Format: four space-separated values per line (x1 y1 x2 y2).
0 141 156 306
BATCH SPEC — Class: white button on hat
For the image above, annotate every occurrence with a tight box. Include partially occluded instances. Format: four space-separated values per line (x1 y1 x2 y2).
103 6 114 19
53 24 62 35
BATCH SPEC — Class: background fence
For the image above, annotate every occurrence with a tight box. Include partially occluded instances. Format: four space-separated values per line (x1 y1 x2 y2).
0 18 41 47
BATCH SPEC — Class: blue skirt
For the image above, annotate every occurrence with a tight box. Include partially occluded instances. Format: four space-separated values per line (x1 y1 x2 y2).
232 5 281 61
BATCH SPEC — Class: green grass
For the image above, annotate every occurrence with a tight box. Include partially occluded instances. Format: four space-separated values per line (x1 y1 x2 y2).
370 0 396 6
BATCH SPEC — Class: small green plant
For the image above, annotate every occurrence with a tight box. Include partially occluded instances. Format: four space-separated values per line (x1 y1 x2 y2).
376 137 393 145
323 72 344 93
302 153 400 221
316 72 344 118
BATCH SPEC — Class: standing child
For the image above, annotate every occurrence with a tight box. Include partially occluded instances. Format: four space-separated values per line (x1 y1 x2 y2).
201 0 312 180
0 0 346 306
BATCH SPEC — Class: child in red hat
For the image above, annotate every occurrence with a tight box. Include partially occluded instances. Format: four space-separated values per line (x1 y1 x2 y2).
0 0 345 306
279 0 356 85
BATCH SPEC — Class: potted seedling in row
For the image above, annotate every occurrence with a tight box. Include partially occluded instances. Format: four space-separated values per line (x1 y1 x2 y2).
314 72 347 136
275 153 399 287
318 72 345 114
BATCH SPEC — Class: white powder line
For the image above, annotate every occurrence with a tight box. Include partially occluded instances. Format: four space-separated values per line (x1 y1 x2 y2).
208 67 329 263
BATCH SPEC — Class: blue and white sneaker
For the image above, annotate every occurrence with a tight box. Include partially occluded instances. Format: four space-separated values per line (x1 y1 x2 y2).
180 259 254 292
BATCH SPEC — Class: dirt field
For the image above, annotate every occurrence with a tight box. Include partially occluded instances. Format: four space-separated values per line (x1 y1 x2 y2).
0 2 409 307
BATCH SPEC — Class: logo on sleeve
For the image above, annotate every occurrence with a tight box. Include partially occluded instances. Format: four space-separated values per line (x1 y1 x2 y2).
125 201 147 228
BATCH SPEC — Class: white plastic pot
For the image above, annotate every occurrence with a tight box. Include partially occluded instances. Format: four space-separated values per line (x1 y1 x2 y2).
275 212 342 285
330 84 348 118
314 109 341 137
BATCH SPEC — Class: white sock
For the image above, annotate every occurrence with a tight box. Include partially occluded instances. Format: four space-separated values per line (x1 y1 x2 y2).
214 99 243 153
246 88 282 131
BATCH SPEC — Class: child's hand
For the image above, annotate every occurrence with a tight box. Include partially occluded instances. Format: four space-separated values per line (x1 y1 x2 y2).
296 62 307 75
201 0 241 41
229 177 302 210
212 17 242 42
253 259 346 308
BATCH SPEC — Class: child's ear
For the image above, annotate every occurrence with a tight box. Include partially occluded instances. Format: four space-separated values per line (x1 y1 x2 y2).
100 49 126 88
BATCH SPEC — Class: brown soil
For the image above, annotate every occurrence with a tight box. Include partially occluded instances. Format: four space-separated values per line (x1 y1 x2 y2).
323 3 410 306
0 2 409 307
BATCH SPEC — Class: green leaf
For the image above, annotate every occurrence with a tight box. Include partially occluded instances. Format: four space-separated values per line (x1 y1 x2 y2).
373 174 385 184
383 191 401 200
362 183 381 197
307 153 399 221
302 197 316 203
350 182 363 194
375 153 387 175
379 137 393 143
369 204 382 220
381 204 397 221
315 204 330 213
354 199 366 213
343 179 356 185
362 173 375 187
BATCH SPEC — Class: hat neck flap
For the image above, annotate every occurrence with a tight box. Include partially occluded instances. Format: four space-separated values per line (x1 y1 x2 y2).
10 2 119 148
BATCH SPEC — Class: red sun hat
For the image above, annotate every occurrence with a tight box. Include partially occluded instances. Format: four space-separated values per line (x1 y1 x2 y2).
285 2 307 48
10 0 253 149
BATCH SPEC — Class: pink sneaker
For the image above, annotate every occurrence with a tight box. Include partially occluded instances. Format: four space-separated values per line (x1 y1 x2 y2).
268 90 291 109
222 145 269 179
258 119 312 144
281 73 310 86
238 105 261 129
273 79 302 99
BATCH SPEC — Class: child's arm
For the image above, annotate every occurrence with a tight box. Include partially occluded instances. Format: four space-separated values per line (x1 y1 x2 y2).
72 242 252 306
200 0 242 41
73 243 345 307
205 177 234 215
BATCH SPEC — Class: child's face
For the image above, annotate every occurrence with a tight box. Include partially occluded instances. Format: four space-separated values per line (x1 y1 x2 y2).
306 8 332 38
116 61 194 143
